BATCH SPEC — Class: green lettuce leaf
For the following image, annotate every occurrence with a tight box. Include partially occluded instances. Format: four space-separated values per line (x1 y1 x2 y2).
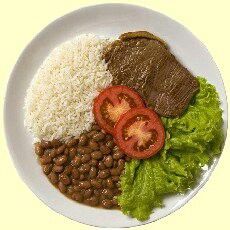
118 77 224 221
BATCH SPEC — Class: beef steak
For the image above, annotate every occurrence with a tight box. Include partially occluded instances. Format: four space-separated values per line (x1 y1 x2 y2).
103 31 199 117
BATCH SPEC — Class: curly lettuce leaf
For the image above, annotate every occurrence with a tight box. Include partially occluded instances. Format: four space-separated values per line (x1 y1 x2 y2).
118 77 223 221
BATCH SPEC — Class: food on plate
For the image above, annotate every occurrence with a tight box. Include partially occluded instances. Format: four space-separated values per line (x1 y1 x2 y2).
24 34 113 141
114 107 165 159
35 123 130 209
24 31 223 221
93 85 145 134
118 77 223 220
103 31 199 117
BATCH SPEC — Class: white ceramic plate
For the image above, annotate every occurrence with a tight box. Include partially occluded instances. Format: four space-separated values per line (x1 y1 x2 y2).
4 3 227 228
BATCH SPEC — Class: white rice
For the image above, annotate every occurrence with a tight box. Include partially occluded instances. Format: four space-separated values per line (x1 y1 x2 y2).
24 34 113 141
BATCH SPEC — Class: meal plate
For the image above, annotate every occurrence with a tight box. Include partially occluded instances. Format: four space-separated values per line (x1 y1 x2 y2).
4 3 227 228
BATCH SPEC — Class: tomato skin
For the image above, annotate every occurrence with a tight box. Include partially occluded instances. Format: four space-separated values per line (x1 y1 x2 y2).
93 86 145 134
114 108 165 159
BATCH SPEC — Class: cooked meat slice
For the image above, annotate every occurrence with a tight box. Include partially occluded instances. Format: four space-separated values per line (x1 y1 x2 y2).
148 58 199 116
119 31 168 49
105 38 171 95
103 31 199 117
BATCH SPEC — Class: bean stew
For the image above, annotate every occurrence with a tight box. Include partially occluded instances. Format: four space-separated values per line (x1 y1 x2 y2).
34 124 130 209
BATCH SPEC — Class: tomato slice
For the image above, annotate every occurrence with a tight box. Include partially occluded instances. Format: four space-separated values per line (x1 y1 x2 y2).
93 86 145 134
114 108 165 159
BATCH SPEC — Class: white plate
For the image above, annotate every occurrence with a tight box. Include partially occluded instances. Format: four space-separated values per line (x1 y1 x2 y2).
4 3 227 228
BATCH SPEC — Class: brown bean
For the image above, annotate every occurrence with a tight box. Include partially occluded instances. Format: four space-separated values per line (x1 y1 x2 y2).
88 140 99 150
90 179 102 189
71 156 81 167
113 188 120 195
101 199 114 209
64 148 69 156
89 166 97 179
71 178 78 185
100 145 111 155
42 164 52 175
58 182 67 193
104 155 113 168
56 145 66 155
98 161 106 170
34 143 43 156
51 139 62 148
69 147 77 158
55 155 67 165
49 149 57 158
79 181 91 189
79 174 85 181
72 193 83 202
41 140 51 149
106 140 115 149
63 165 73 175
98 142 104 148
72 168 80 179
84 188 93 199
113 160 118 168
53 157 57 163
105 134 113 141
93 132 105 141
118 159 125 171
79 164 91 174
84 196 98 206
106 178 114 188
48 172 58 184
87 130 98 138
59 174 71 185
113 150 124 160
101 188 114 198
102 179 107 187
90 159 98 166
91 124 100 131
73 185 81 192
67 185 74 195
79 134 88 146
66 138 78 147
81 154 91 163
77 146 92 155
44 149 50 155
98 169 110 179
93 189 101 197
110 168 120 176
52 164 64 173
40 155 52 165
91 151 103 160
111 176 120 182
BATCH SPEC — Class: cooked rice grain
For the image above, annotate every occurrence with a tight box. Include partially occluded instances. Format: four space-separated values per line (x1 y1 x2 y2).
24 34 113 141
